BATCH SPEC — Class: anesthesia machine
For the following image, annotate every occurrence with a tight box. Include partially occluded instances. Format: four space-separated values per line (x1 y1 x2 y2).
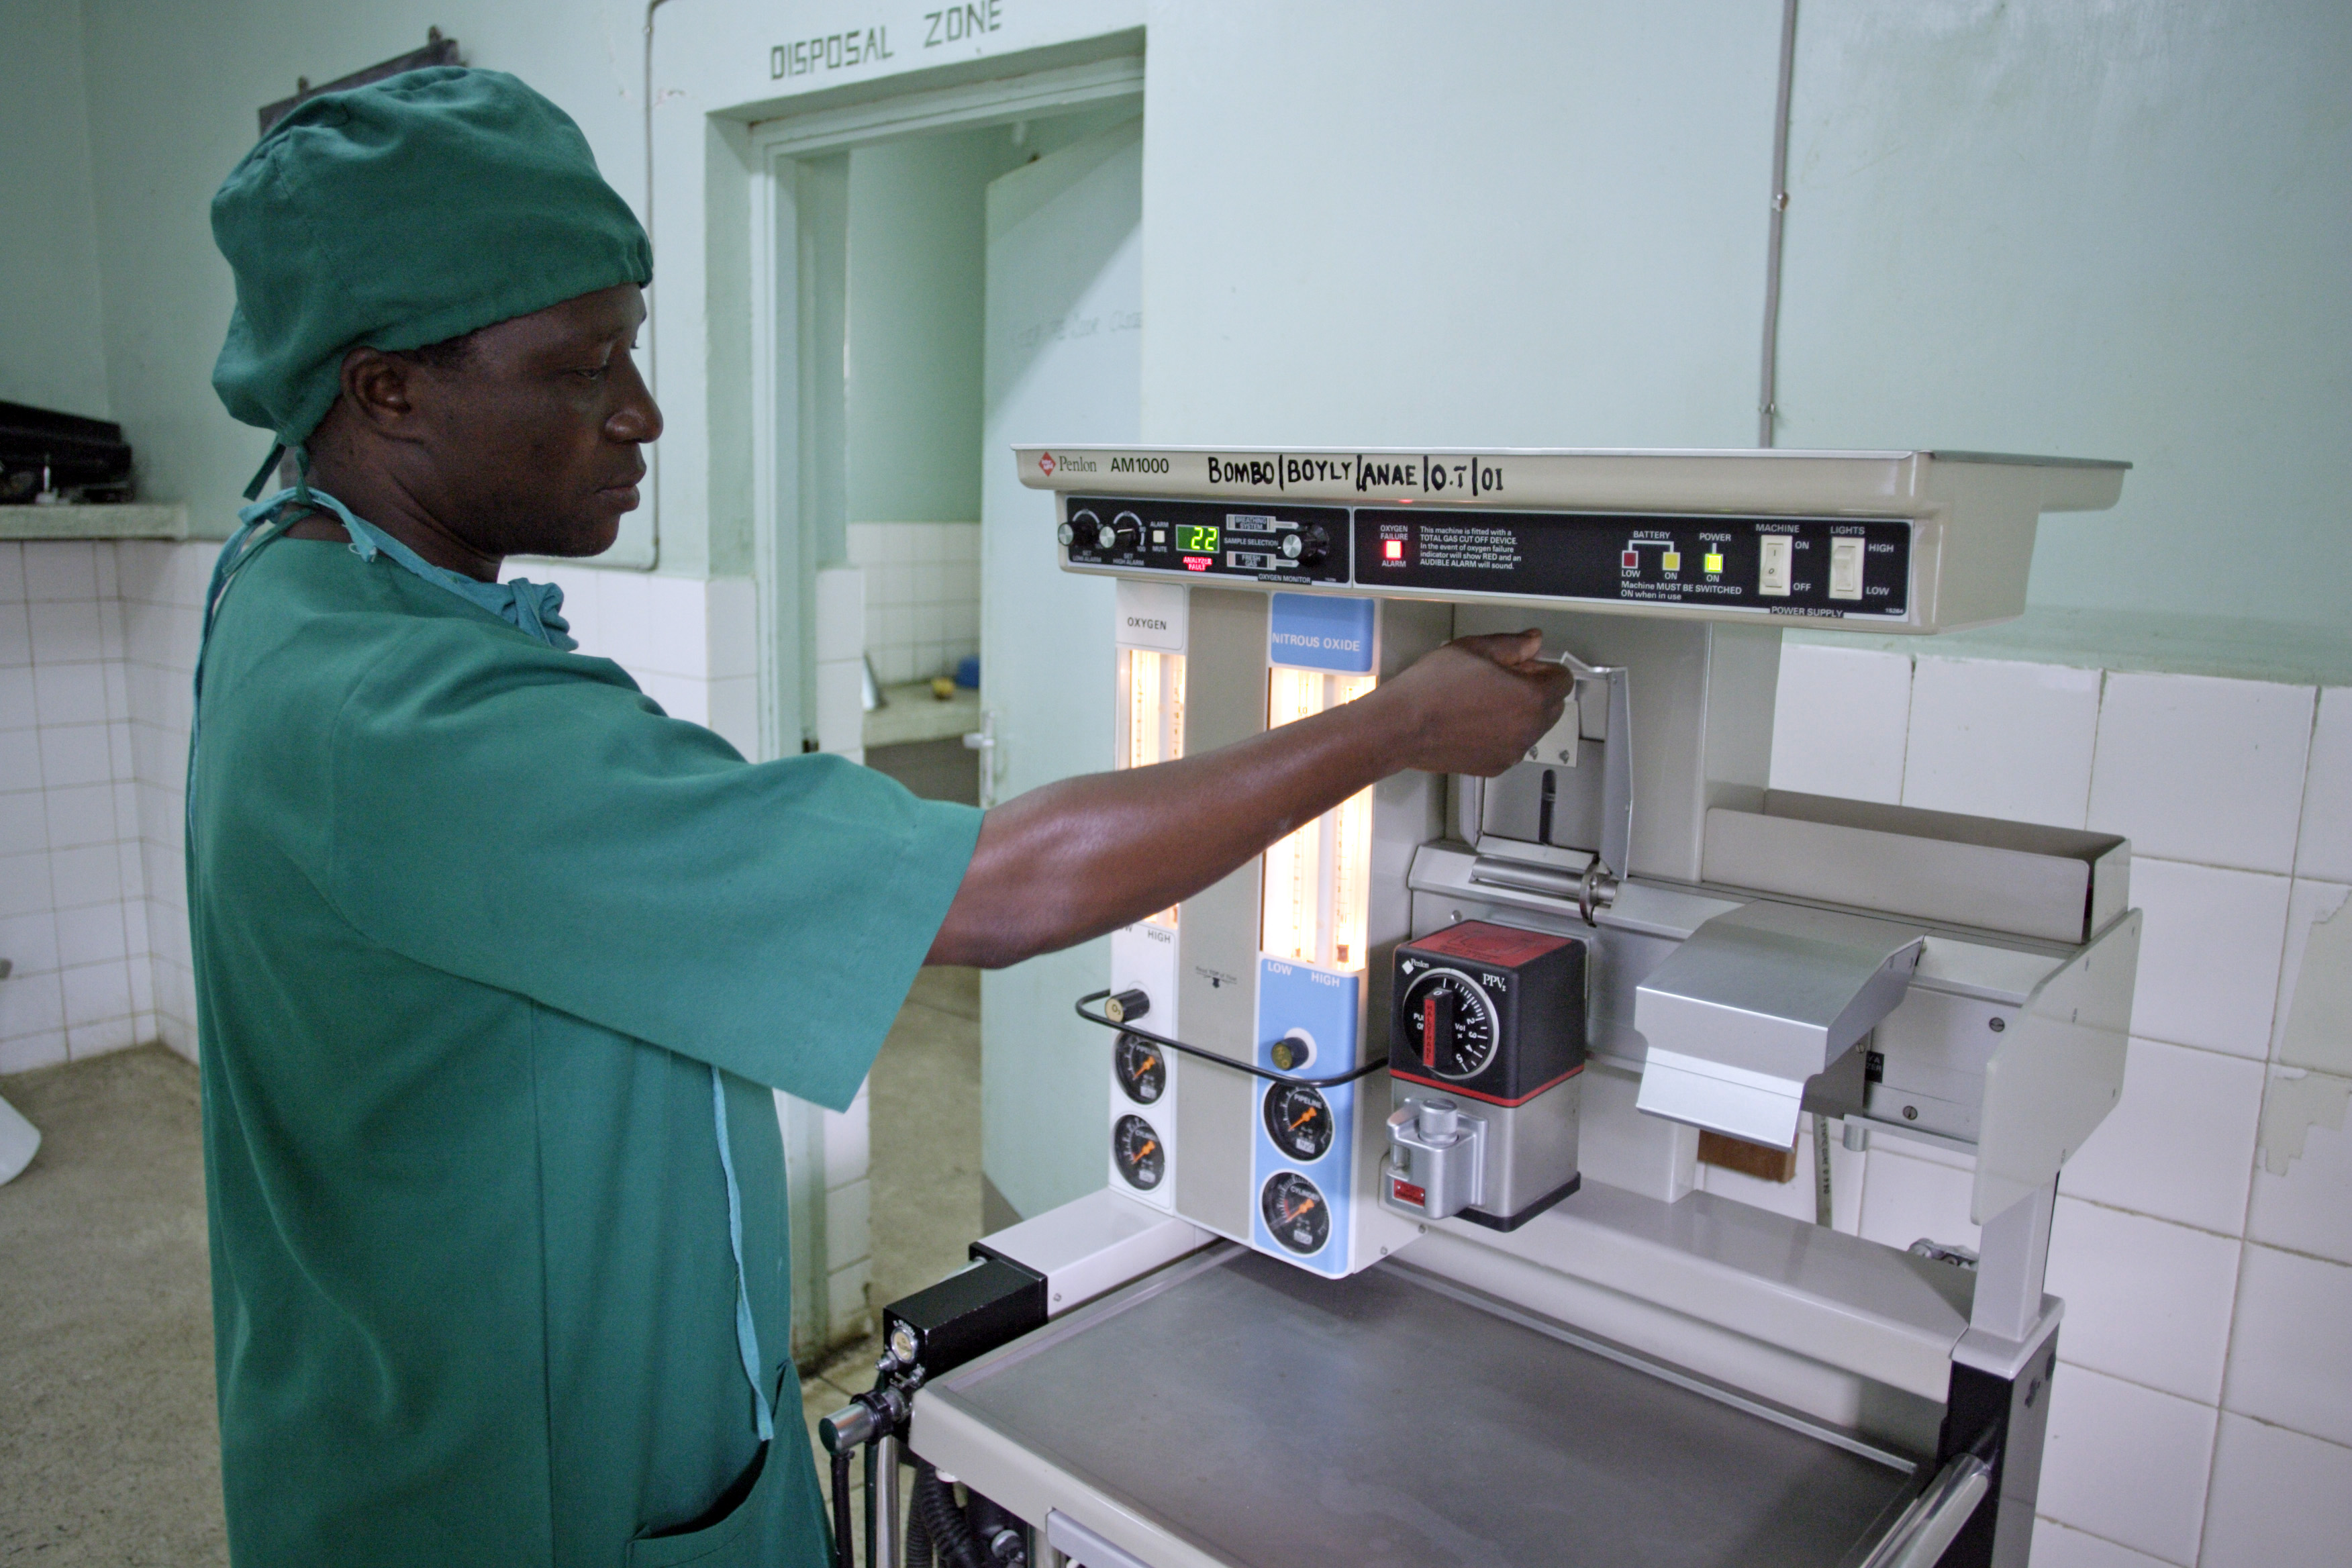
823 446 2137 1568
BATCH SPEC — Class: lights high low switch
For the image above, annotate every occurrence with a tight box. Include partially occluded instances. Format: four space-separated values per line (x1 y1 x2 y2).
1829 536 1865 600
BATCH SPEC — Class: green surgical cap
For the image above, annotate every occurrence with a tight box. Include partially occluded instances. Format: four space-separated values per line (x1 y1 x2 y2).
210 66 652 476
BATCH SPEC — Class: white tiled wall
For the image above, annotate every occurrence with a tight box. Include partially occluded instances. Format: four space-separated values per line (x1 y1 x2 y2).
119 538 211 1065
1 539 195 1073
1 542 766 1079
517 562 761 761
526 559 871 1346
844 522 979 686
5 536 883 1349
812 565 867 765
1754 640 2351 1567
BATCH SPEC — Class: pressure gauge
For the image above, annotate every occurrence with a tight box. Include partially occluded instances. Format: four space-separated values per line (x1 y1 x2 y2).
1400 967 1501 1081
1261 1083 1333 1162
1112 1114 1164 1190
1259 1171 1330 1256
1114 1032 1165 1105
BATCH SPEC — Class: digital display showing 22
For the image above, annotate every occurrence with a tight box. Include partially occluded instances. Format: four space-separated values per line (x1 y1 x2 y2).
1174 523 1220 554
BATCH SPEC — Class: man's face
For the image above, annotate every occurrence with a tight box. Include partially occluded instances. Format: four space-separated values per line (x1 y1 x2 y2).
385 283 660 559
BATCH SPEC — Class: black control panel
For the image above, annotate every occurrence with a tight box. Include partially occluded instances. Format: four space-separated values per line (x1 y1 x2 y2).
1353 507 1910 618
1061 495 1351 585
1058 494 1916 620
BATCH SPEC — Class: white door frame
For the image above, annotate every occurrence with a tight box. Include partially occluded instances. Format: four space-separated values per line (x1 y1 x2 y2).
740 50 1142 1360
748 51 1143 761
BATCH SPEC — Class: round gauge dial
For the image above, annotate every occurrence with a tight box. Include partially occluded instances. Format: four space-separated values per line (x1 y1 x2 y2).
1400 967 1501 1081
1261 1083 1333 1162
1259 1171 1330 1256
1114 1033 1165 1105
1112 1114 1164 1190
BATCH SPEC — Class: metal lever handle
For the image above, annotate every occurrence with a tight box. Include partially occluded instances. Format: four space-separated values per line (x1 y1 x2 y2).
1855 1451 1991 1568
1468 854 1619 928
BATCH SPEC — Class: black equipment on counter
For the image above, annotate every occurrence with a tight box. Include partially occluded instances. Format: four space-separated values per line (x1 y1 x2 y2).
819 1251 1047 1568
0 402 133 505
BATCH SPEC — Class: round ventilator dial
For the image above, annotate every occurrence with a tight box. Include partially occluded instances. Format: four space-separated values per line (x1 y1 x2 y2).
1114 1032 1165 1105
1112 1114 1164 1189
1261 1083 1333 1162
1259 1170 1330 1256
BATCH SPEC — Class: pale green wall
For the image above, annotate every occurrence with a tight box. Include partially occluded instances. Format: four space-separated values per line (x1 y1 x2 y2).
0 0 111 420
67 1 646 538
1142 0 2350 642
841 108 1142 528
845 128 1026 524
1776 0 2352 632
40 0 2351 623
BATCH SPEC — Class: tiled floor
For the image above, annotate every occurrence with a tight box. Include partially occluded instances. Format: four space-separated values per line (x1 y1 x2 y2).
802 967 984 1566
0 1046 225 1566
0 970 980 1568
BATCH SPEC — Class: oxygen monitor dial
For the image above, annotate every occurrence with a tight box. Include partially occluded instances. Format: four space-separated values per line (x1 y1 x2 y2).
1400 968 1501 1081
1278 524 1330 565
1097 511 1142 554
1391 921 1588 1106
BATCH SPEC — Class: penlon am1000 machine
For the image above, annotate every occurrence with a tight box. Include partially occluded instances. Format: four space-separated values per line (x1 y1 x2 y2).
822 447 2139 1568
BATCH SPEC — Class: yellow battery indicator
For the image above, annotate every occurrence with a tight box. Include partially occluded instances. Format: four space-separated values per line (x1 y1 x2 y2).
1704 552 1725 575
1661 551 1681 573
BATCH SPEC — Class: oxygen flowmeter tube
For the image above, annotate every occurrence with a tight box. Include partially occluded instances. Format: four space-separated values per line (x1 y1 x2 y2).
1118 644 1185 928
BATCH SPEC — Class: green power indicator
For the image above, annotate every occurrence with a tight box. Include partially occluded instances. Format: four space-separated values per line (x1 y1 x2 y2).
1175 523 1220 554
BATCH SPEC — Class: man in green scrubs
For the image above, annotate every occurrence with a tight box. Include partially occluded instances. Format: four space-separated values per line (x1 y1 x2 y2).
194 68 1566 1567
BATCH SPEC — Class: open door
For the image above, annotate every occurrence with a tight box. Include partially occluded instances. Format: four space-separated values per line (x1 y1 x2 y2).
977 116 1143 1224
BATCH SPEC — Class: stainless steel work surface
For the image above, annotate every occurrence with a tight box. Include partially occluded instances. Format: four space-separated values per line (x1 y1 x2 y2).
921 1246 1924 1568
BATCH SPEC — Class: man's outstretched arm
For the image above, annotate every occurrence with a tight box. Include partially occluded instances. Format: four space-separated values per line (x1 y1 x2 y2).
927 630 1571 969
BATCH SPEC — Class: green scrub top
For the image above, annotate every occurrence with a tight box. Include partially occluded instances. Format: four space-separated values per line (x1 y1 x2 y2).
187 526 981 1566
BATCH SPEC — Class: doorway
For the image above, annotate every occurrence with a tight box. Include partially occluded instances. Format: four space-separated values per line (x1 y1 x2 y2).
749 60 1142 1375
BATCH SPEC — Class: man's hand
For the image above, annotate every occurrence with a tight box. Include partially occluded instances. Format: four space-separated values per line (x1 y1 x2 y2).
927 628 1573 969
1374 630 1573 777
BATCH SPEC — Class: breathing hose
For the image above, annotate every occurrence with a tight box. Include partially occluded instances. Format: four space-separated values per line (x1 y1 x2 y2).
830 1447 856 1568
905 1493 934 1568
913 1460 991 1568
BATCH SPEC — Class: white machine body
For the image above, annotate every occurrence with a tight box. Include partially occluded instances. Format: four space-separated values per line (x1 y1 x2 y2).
915 447 2139 1568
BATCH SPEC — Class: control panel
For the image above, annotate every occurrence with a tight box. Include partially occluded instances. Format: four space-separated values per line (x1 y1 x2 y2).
1061 494 1912 620
1059 496 1349 586
1356 509 1910 619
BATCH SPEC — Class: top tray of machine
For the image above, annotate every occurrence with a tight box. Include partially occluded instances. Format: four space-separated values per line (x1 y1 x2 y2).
1022 446 2126 634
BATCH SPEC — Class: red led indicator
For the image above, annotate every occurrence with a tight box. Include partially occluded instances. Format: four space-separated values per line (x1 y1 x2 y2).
1383 539 1404 561
1621 550 1640 569
1182 556 1212 572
